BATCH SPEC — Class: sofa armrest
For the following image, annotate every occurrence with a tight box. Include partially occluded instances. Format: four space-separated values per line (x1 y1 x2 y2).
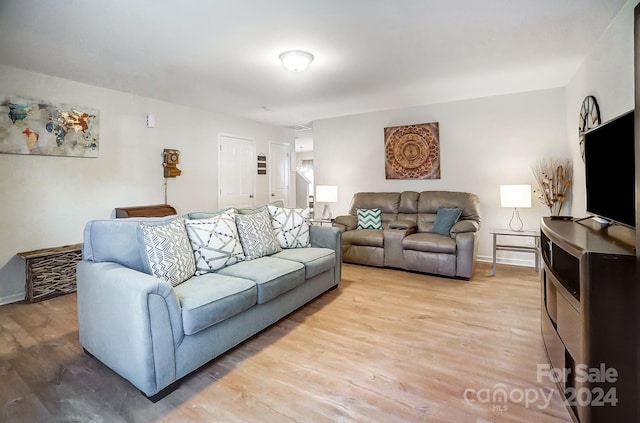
450 220 479 234
310 225 342 284
76 260 183 396
333 215 357 231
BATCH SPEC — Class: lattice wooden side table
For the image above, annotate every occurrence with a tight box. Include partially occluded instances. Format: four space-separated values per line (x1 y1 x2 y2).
17 243 83 303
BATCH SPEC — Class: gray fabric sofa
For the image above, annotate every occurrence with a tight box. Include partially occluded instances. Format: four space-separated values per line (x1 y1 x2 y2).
333 191 480 279
76 208 342 401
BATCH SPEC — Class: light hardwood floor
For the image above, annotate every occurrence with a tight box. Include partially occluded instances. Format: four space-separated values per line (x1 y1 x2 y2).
0 262 572 423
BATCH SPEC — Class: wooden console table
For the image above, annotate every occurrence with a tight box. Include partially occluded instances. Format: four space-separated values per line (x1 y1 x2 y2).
17 243 83 303
115 204 176 218
540 217 637 422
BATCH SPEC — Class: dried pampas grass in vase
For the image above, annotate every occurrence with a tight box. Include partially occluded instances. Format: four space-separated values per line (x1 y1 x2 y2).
531 158 573 216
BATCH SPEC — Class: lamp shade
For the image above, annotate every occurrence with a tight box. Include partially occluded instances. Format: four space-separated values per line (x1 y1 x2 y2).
500 185 531 208
315 185 338 203
279 50 314 72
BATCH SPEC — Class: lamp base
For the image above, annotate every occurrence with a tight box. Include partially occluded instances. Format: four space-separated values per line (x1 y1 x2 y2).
509 209 524 231
322 204 332 220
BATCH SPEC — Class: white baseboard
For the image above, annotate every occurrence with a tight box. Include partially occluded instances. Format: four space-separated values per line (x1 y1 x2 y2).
477 254 536 268
0 292 25 306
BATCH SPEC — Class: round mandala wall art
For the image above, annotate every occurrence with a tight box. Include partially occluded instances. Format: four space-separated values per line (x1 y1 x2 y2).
384 122 440 179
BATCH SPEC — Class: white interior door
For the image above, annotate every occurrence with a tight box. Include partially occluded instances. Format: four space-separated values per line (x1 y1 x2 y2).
269 142 290 206
218 135 255 208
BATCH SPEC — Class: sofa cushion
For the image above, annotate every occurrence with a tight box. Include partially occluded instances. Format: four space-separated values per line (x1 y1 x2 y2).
431 207 462 236
173 273 257 335
348 192 401 215
138 218 196 286
402 232 456 254
185 210 245 274
342 229 384 247
235 210 281 260
185 208 233 220
267 205 311 249
272 247 336 279
235 200 285 215
417 191 481 221
217 257 305 304
357 208 382 229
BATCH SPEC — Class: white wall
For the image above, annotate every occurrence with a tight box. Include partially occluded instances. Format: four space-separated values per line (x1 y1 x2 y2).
313 88 569 265
296 150 314 167
0 65 293 304
1 1 636 300
566 0 638 218
313 0 640 270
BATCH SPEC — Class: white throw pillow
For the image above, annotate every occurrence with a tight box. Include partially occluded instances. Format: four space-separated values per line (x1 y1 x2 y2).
267 205 311 249
235 210 282 260
139 218 196 286
185 209 245 274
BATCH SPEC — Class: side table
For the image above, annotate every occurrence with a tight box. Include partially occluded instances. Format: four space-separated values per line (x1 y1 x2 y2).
490 229 540 276
17 243 83 302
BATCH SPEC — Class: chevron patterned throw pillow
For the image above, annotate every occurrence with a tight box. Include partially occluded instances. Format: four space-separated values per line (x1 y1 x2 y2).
357 208 382 229
267 205 311 249
139 218 196 286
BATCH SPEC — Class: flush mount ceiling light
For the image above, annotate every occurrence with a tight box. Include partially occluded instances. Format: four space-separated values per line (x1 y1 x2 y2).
279 50 314 72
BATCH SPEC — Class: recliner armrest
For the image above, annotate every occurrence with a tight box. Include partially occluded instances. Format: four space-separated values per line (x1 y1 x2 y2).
333 215 357 231
451 220 479 234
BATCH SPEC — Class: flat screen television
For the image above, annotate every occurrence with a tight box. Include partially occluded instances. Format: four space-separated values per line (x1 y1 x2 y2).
583 109 636 228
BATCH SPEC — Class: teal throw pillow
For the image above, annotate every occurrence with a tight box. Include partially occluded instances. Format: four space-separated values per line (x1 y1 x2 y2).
431 207 462 236
357 208 382 229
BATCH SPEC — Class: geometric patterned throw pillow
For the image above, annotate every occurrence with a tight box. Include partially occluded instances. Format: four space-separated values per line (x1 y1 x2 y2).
267 205 311 249
235 210 282 260
139 218 196 287
185 209 245 274
357 208 382 229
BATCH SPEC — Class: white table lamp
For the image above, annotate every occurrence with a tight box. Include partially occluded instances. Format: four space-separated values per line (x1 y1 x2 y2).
500 184 531 231
315 185 338 219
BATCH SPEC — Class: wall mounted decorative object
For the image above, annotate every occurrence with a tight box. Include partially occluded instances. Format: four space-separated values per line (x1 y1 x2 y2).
257 154 267 175
0 94 99 157
163 148 182 178
578 95 601 162
384 122 440 179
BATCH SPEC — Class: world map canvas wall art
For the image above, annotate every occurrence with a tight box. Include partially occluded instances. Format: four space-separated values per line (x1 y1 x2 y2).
0 95 99 158
384 122 440 179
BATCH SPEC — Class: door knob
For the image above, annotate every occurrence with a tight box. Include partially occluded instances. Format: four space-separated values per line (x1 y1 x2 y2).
249 195 254 198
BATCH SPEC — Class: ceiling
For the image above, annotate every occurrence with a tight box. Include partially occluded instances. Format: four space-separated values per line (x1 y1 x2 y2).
0 0 628 142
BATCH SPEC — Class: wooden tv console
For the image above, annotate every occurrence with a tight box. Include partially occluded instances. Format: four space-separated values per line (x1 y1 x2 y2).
540 217 638 422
